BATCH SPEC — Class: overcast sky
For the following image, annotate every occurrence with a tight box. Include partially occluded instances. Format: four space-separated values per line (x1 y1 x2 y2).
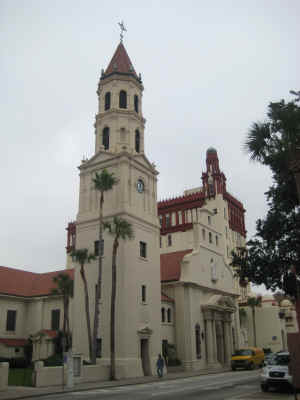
1 1 299 293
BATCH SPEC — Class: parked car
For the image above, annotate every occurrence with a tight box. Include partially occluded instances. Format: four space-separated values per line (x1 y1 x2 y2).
264 352 276 365
231 347 264 370
260 351 293 392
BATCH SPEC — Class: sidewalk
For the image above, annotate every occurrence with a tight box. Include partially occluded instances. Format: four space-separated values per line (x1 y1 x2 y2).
0 368 294 400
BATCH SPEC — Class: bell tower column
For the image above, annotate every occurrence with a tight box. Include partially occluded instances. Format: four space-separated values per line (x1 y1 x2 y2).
72 38 161 379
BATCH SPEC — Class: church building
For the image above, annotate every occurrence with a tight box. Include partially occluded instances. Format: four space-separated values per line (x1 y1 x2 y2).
66 40 248 375
0 38 249 379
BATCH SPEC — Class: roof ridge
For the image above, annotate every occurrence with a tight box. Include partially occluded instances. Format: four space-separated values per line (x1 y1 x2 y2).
158 191 205 207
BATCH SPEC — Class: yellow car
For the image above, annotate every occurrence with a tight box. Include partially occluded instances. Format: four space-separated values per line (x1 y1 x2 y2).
231 347 265 370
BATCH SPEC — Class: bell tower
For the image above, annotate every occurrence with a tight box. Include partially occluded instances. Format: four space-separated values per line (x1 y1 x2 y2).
72 37 161 378
95 42 145 155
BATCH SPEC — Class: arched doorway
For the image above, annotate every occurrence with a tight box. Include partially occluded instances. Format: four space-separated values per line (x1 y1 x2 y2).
138 327 153 376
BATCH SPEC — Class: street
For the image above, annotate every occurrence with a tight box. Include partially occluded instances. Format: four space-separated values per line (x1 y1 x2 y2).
24 370 261 400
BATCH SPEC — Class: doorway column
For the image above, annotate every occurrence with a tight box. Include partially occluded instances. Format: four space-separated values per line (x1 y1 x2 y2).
205 318 214 365
212 319 218 363
224 320 232 366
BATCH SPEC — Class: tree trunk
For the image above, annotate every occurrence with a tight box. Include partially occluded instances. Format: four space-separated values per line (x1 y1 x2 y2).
92 191 104 364
252 307 257 347
80 265 93 362
63 296 67 336
110 238 119 380
65 297 70 348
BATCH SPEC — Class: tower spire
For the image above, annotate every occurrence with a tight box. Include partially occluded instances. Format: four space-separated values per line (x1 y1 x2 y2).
118 21 127 42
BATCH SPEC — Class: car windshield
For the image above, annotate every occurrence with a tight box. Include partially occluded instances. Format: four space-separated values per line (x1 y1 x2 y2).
233 350 252 356
268 354 290 366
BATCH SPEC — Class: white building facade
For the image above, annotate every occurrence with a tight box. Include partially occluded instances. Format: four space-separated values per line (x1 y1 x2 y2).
0 40 251 378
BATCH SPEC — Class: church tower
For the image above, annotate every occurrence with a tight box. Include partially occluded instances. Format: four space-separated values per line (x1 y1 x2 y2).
72 39 161 378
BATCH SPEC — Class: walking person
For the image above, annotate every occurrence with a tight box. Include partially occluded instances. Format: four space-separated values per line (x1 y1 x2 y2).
156 354 164 378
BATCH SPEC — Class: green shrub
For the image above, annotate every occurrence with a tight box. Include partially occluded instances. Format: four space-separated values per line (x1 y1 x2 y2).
8 368 33 386
43 353 63 367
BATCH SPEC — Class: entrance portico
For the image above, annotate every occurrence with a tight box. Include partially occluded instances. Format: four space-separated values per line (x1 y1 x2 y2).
202 295 236 368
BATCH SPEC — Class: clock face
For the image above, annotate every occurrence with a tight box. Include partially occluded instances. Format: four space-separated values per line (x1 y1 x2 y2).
137 179 144 193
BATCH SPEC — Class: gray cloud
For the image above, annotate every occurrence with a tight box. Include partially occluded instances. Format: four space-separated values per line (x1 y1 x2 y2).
1 0 299 294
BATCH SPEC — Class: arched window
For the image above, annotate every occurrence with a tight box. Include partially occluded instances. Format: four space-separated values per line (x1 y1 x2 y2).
102 127 109 150
161 308 165 323
209 232 212 243
119 90 127 108
195 324 201 359
202 229 206 240
134 95 139 113
135 130 140 153
104 92 111 110
167 308 171 323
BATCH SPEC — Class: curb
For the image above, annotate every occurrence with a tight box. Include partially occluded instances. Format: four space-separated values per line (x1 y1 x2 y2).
1 368 235 400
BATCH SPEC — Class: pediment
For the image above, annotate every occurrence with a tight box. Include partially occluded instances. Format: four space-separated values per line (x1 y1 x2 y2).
132 153 158 174
205 294 236 311
79 150 158 174
79 151 118 170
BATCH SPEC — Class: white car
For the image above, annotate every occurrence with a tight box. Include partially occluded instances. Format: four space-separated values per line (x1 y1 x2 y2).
260 352 293 392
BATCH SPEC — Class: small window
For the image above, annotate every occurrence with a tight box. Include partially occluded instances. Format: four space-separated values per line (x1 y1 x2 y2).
134 95 139 113
119 90 127 108
215 235 218 246
6 310 17 332
165 214 170 227
202 228 206 240
227 246 230 257
159 236 162 248
225 226 228 238
140 241 147 258
159 216 162 226
167 308 172 323
102 127 109 150
96 338 102 358
161 308 165 322
209 232 212 244
208 216 211 225
167 234 172 247
51 309 60 330
224 207 227 219
94 240 104 257
135 130 140 153
104 92 111 110
141 285 146 302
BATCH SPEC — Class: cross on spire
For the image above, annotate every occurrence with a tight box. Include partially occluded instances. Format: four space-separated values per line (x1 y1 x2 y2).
118 21 127 42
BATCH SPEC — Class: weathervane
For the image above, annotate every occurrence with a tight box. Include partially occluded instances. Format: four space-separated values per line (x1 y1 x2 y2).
118 21 127 42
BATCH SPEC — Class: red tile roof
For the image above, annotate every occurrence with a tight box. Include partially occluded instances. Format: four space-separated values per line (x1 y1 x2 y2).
161 293 174 303
0 266 74 297
41 330 57 339
160 249 193 282
0 338 27 347
104 42 138 78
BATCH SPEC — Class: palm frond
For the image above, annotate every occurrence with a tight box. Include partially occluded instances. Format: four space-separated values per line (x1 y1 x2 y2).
244 122 271 162
92 169 118 192
105 216 134 241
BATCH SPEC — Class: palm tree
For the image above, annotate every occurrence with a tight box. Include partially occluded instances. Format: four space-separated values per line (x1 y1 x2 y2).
246 295 262 347
51 273 74 350
92 169 118 364
104 216 134 380
71 249 95 362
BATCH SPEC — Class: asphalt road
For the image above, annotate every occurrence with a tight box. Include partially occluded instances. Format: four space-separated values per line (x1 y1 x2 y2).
24 370 261 400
